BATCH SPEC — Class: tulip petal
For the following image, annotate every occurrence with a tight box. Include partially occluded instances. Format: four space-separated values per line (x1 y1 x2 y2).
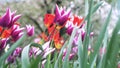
0 8 11 27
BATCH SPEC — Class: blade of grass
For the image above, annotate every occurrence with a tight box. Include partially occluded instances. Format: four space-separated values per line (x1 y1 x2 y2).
85 0 88 16
58 54 63 68
16 58 21 68
45 53 51 68
74 61 79 68
77 32 83 68
3 63 9 68
90 55 97 68
89 8 112 67
92 1 103 15
30 55 42 68
0 33 27 68
83 0 93 68
51 51 58 68
21 45 30 68
104 17 120 68
62 27 77 68
85 1 103 20
98 31 108 68
29 42 47 68
103 0 120 68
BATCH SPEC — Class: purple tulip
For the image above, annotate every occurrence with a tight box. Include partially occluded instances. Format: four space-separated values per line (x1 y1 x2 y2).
39 41 55 58
29 47 40 57
0 8 11 27
26 25 34 36
13 47 22 57
65 20 74 35
29 41 55 68
7 47 22 63
72 28 94 46
73 35 79 46
66 25 73 35
11 25 24 41
62 46 78 60
0 38 8 50
69 53 75 60
43 48 55 58
8 14 21 28
41 41 55 68
72 46 78 53
54 4 71 26
29 41 55 58
11 24 20 31
8 10 21 28
7 55 15 63
12 28 23 36
81 30 86 41
0 8 21 28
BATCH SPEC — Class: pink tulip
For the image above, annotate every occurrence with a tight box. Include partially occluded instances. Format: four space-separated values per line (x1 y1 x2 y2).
26 25 34 36
54 4 71 26
0 8 21 28
0 38 8 50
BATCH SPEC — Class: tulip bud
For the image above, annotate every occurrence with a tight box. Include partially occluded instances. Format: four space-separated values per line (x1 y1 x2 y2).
0 38 8 50
26 25 34 36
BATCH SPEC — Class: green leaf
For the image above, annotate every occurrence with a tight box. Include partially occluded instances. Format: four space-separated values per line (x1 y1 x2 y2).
16 58 22 68
92 1 103 15
45 53 51 68
104 17 120 68
0 33 27 68
89 8 112 67
90 55 97 68
22 42 44 68
74 61 79 68
30 43 43 51
85 1 103 20
62 27 77 68
21 45 30 68
30 55 42 68
98 31 108 68
83 0 94 68
85 0 89 16
77 32 83 68
3 63 9 68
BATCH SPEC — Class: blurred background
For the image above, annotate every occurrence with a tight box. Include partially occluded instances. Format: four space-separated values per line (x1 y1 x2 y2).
0 0 119 37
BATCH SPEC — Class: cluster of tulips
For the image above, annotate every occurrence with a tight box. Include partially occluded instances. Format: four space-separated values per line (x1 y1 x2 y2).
0 4 95 68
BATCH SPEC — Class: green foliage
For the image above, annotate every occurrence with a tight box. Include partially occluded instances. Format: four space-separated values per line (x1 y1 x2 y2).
0 33 27 68
62 27 77 68
21 45 30 68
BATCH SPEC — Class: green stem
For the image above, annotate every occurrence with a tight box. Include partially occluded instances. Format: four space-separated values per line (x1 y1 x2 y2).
83 0 93 68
